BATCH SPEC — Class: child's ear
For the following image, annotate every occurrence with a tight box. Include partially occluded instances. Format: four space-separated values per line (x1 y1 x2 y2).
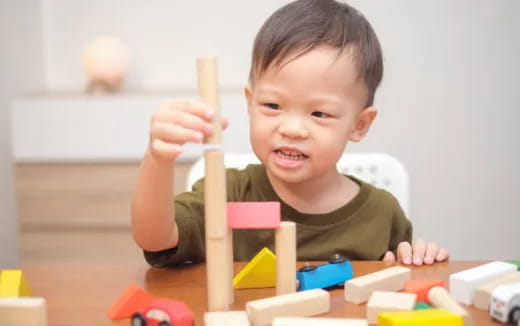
244 86 253 107
349 107 378 142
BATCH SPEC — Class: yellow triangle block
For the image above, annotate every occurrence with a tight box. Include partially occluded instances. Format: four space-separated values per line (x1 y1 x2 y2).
0 270 32 297
233 247 276 289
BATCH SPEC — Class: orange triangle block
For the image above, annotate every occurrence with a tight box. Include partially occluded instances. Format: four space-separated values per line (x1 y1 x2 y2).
0 270 31 297
233 247 276 289
106 283 154 320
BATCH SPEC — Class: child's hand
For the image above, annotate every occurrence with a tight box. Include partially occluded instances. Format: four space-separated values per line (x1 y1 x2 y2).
149 99 228 161
382 239 449 265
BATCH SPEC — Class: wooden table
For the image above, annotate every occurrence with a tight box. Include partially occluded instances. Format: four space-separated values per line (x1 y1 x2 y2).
22 261 504 325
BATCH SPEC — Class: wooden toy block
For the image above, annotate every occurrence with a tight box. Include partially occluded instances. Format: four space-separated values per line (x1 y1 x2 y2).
275 221 297 295
0 297 47 326
344 266 411 304
366 291 416 325
0 270 31 297
427 286 472 326
227 202 281 229
106 283 154 320
449 261 517 305
206 237 231 310
415 301 433 310
246 288 330 326
378 309 463 326
474 271 520 310
233 247 276 289
272 317 367 325
403 279 445 304
228 229 235 304
198 56 230 311
508 261 520 270
132 298 193 326
204 311 250 325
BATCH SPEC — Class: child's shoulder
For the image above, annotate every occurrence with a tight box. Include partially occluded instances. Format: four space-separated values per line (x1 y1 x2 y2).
349 175 403 212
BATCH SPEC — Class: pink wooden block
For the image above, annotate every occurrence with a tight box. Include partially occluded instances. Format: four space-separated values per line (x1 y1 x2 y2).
227 202 281 229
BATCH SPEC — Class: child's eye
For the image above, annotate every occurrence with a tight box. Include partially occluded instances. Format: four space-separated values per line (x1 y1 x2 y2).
311 111 332 118
262 103 280 110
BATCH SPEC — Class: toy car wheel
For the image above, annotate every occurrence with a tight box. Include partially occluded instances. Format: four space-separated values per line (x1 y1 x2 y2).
158 322 171 326
298 263 317 272
130 313 146 326
510 307 520 324
329 254 346 264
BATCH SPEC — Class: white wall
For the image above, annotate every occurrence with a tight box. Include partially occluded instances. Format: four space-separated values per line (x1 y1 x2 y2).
11 0 520 260
0 0 44 268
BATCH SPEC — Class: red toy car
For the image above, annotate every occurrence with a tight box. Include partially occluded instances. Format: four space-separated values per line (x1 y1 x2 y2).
131 298 194 326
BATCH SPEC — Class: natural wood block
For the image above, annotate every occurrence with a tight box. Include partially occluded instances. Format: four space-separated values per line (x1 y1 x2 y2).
0 297 47 326
275 221 297 295
272 317 368 325
344 266 411 304
204 311 250 325
227 202 281 229
449 261 517 305
473 271 520 310
366 291 416 325
378 309 463 326
246 289 330 326
427 286 472 326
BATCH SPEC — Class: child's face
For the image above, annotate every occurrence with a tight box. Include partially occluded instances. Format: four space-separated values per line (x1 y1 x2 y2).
245 45 377 185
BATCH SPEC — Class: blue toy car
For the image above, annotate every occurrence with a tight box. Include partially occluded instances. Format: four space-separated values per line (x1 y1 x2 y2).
296 255 353 291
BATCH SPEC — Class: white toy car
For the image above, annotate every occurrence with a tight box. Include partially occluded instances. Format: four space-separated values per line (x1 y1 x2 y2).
490 282 520 324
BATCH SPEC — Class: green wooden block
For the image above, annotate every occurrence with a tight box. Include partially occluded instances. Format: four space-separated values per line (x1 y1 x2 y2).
508 261 520 270
415 301 432 310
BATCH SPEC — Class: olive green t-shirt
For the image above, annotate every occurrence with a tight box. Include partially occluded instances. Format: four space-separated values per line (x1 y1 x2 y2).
144 164 412 266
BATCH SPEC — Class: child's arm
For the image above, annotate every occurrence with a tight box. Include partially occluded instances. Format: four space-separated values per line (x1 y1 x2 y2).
131 99 226 252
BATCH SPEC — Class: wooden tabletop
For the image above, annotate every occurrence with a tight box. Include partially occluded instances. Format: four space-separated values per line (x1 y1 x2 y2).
22 261 504 326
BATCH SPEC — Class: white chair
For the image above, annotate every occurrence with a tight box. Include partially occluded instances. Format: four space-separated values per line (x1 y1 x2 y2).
186 152 410 216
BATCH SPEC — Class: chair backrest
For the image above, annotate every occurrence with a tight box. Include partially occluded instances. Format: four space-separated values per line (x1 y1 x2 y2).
186 152 410 216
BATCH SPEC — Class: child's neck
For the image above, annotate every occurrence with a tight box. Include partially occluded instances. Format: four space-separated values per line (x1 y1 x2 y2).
267 170 360 214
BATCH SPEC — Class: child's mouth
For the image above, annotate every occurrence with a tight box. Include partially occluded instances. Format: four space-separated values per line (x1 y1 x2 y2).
273 148 308 169
274 149 308 160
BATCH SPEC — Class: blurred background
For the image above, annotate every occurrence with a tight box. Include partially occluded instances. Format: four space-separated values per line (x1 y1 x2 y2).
1 0 519 268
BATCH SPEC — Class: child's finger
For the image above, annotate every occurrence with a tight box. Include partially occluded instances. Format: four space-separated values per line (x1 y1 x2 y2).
221 116 229 130
412 239 426 265
382 251 396 262
435 248 449 262
173 99 215 121
397 242 412 265
424 241 438 265
151 139 183 159
152 122 204 144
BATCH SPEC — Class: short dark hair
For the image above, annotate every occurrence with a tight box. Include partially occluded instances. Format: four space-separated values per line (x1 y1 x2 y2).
249 0 383 107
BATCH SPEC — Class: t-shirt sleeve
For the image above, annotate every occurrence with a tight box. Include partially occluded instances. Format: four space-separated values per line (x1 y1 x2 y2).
143 179 206 267
387 196 413 256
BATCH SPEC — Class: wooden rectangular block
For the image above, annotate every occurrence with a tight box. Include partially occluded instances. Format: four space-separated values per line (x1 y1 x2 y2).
275 221 297 295
272 317 367 325
0 297 47 326
474 271 520 310
344 266 411 304
367 291 416 325
449 261 517 305
227 202 281 229
378 309 463 326
246 289 330 326
427 286 472 326
204 311 250 325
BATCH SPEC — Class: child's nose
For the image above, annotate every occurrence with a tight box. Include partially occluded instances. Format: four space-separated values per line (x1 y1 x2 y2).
278 116 309 139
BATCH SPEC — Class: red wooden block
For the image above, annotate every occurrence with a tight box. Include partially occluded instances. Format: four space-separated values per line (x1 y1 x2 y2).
106 283 154 320
403 280 446 304
227 202 281 229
